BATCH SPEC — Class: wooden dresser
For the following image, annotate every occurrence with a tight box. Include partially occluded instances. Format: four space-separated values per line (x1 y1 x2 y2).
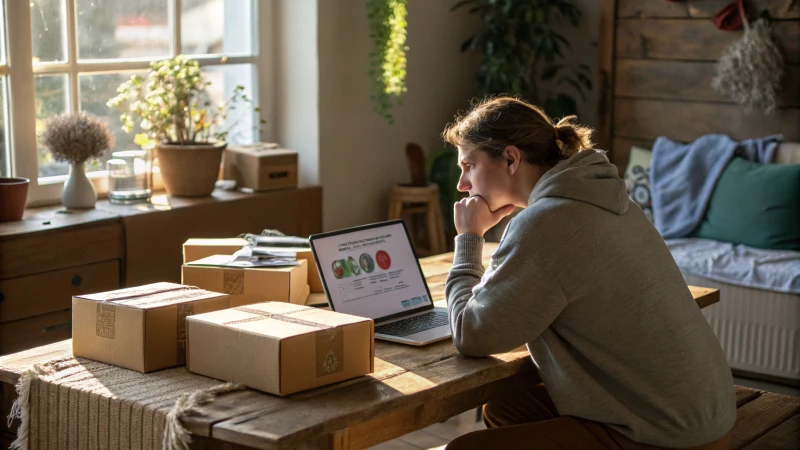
0 186 322 356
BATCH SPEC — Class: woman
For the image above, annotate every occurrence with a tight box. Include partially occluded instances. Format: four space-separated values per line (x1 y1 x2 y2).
442 97 735 450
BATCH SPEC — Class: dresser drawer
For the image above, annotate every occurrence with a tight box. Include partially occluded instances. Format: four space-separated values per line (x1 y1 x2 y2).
0 221 122 279
0 260 120 323
0 309 72 357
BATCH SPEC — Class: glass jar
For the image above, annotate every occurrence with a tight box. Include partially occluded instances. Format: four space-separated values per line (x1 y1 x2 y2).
106 149 152 204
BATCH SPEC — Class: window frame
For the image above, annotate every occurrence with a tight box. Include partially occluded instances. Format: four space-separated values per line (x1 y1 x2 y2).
5 0 273 207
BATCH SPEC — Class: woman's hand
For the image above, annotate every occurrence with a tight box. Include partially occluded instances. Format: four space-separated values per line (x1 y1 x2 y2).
454 196 516 236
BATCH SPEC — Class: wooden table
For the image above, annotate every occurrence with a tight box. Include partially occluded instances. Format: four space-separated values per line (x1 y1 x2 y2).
0 243 721 450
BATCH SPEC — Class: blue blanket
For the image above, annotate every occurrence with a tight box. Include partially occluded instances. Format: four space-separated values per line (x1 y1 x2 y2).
650 134 779 239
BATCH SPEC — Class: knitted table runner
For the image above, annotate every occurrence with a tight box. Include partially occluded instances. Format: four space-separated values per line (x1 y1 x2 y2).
7 355 243 450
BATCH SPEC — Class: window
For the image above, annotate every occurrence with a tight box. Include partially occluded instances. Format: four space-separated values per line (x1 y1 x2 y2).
0 2 9 178
4 0 268 205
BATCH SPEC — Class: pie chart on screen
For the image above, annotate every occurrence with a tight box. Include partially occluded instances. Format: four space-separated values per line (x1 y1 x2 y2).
376 250 391 270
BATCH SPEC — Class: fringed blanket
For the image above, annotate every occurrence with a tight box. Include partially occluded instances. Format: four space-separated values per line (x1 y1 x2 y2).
7 355 242 450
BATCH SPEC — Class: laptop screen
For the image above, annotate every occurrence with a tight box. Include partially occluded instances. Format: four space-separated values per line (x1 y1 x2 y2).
310 221 433 320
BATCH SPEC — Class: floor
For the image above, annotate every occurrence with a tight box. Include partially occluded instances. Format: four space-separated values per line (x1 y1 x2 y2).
368 377 799 450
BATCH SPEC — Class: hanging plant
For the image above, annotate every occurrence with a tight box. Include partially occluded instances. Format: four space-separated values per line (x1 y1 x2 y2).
367 0 409 124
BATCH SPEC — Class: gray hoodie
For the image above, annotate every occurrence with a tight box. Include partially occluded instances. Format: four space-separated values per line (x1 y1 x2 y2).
446 150 736 447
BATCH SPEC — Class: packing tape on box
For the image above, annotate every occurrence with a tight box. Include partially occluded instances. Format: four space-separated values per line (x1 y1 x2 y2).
223 269 246 295
88 284 193 302
176 303 194 365
95 303 117 339
92 285 200 366
224 306 344 377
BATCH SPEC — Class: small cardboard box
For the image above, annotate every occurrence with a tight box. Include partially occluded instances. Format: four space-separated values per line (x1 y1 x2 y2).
297 249 324 293
223 146 298 192
183 238 248 263
72 282 230 373
186 302 374 395
182 239 324 292
182 256 310 307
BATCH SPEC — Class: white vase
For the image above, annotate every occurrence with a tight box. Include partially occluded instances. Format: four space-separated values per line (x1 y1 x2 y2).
62 162 96 209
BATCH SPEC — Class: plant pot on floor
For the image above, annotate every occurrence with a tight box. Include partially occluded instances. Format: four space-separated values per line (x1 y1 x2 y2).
0 177 30 222
156 142 226 197
62 163 97 209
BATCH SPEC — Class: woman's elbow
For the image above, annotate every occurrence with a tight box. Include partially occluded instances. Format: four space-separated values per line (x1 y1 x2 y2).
451 333 493 357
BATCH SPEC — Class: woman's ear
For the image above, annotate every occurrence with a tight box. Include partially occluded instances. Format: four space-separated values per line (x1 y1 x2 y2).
504 145 522 176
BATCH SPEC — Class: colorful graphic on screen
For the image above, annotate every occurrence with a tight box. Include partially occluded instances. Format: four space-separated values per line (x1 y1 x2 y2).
332 259 354 279
376 250 391 270
359 253 375 273
348 256 361 275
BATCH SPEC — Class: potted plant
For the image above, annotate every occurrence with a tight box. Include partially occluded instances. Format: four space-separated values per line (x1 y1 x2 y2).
107 55 262 197
40 112 115 209
452 0 592 118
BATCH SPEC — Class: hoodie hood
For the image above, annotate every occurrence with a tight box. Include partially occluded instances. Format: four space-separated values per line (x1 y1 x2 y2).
529 150 629 215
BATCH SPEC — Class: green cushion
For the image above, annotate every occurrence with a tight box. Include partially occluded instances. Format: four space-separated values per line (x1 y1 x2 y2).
695 157 800 250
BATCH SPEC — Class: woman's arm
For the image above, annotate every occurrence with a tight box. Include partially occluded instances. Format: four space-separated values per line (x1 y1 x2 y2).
445 225 567 357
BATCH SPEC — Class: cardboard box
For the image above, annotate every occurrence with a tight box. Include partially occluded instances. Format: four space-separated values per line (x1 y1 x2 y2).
183 238 248 263
186 302 373 395
183 239 324 292
223 146 298 192
305 292 329 307
297 249 324 293
72 282 230 373
182 256 310 307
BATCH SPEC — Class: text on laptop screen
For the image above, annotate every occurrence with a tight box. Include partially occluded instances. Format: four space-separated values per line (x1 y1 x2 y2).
312 222 432 319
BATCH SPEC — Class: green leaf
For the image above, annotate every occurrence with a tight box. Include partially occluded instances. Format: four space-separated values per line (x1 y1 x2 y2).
541 64 564 81
460 36 475 53
450 0 480 12
544 93 578 119
576 71 593 90
558 77 587 102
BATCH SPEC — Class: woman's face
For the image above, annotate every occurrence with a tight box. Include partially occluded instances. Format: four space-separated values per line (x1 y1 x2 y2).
456 146 514 212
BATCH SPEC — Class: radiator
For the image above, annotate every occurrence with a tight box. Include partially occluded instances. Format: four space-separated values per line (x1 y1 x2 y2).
683 273 800 383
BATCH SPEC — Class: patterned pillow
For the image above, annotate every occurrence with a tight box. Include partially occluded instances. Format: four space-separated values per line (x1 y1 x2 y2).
623 146 653 222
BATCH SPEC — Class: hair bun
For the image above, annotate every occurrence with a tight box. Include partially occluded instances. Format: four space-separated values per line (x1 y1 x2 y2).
554 115 593 157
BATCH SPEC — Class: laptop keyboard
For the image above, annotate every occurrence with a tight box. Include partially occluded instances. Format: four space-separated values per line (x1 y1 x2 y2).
375 311 449 337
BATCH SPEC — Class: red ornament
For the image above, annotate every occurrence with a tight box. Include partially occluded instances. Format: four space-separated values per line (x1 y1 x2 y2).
376 250 392 270
713 0 746 31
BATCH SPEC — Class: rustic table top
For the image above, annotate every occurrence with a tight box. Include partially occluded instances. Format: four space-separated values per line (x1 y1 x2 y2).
0 242 721 449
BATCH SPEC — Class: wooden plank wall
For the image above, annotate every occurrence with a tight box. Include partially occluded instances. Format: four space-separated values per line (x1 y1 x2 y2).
599 0 800 172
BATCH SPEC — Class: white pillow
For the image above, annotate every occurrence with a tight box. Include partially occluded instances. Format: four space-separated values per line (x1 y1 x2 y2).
774 141 800 165
623 146 653 222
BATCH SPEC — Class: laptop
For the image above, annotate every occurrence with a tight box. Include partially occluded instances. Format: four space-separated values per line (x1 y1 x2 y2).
309 220 452 346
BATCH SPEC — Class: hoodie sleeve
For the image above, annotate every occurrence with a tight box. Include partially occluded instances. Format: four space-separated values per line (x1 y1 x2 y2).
445 224 567 357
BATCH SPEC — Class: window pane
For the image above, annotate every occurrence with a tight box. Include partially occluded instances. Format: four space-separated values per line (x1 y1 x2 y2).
182 0 253 56
203 64 257 145
0 78 8 177
35 75 70 178
0 0 7 65
30 0 67 64
79 72 147 173
76 0 170 60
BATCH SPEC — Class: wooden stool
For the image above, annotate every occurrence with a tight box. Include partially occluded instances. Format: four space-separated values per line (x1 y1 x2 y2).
387 184 447 256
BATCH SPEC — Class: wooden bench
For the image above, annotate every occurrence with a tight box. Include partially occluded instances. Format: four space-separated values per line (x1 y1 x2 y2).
732 385 799 449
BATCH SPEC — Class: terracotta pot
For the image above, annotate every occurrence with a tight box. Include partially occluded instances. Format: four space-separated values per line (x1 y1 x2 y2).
155 142 226 196
0 177 30 222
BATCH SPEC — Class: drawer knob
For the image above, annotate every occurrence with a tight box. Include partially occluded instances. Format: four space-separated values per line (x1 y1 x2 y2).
71 275 82 286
